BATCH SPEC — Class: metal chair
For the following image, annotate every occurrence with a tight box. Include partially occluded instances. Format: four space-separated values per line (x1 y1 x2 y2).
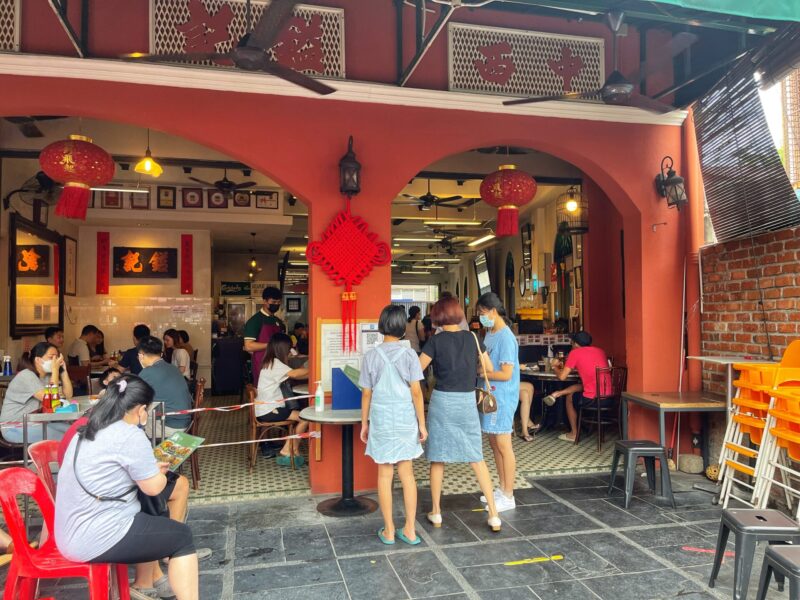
246 385 295 472
608 439 675 509
755 544 800 600
576 366 627 452
188 377 206 490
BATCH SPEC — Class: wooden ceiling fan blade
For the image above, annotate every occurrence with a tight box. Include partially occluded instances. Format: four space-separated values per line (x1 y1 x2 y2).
627 94 675 114
122 52 230 62
504 90 597 106
234 182 257 189
247 0 298 50
261 62 336 95
436 195 464 203
188 177 215 186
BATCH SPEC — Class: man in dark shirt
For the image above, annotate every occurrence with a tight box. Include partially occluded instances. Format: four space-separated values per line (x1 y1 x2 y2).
137 336 192 437
243 286 286 384
116 324 150 375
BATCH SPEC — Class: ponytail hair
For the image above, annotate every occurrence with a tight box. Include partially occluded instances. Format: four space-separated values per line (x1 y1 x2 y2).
18 342 56 375
476 292 511 326
79 374 154 441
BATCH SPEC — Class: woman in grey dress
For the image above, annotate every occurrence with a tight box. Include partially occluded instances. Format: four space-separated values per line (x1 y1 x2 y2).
420 295 501 532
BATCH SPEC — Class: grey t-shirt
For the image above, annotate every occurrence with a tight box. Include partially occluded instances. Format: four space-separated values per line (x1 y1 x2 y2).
0 370 46 429
55 420 159 562
139 359 192 429
359 342 424 389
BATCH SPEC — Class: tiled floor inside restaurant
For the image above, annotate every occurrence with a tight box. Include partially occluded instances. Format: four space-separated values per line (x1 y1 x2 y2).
13 471 791 599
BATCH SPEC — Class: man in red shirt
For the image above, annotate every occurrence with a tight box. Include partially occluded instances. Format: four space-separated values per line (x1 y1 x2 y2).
550 331 611 442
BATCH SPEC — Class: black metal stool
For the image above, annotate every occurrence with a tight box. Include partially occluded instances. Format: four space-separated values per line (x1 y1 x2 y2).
755 544 799 600
709 508 800 600
607 440 675 509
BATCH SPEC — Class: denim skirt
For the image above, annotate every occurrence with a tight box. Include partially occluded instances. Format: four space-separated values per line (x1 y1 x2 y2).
425 389 483 463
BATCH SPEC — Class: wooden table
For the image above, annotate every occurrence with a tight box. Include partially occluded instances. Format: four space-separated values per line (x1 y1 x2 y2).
621 391 727 468
299 407 377 517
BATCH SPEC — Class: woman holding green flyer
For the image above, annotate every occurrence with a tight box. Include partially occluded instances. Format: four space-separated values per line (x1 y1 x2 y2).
55 374 199 600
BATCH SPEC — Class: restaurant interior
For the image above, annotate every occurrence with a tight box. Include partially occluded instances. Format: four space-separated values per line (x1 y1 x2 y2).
0 114 621 500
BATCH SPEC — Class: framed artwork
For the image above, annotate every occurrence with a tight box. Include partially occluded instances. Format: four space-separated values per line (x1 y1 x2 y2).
16 244 50 277
286 297 301 312
101 190 123 209
256 191 279 209
208 190 229 208
233 191 251 207
130 191 150 210
182 188 203 208
112 246 178 278
157 186 176 209
64 236 77 296
573 266 583 290
520 223 533 266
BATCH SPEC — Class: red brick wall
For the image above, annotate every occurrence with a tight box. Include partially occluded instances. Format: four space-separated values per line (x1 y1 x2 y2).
700 226 800 394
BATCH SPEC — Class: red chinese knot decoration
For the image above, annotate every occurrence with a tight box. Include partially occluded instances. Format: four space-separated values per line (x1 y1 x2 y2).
307 208 390 352
480 165 537 237
39 135 115 220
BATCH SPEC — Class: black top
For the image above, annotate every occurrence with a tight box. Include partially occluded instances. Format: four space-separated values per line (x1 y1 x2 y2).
421 330 485 393
118 347 142 375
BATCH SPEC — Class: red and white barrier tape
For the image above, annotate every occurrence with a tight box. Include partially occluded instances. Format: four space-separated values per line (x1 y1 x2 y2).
163 394 313 416
197 430 320 448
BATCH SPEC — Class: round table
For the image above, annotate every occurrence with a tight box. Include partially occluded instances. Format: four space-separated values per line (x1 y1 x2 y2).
299 407 378 517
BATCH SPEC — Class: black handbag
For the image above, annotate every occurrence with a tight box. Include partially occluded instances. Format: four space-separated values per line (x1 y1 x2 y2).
279 379 301 411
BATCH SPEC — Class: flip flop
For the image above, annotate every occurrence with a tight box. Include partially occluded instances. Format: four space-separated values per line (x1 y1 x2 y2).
543 394 557 407
517 434 535 442
378 527 395 545
396 530 421 545
557 433 576 442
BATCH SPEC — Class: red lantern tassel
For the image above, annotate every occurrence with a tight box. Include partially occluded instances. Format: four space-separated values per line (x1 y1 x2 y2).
350 291 358 352
495 205 519 237
55 183 91 220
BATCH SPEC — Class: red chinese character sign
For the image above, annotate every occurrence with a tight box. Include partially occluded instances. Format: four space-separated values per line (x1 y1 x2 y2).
307 208 390 352
480 165 537 237
474 41 516 86
273 14 325 74
176 0 234 53
547 46 584 92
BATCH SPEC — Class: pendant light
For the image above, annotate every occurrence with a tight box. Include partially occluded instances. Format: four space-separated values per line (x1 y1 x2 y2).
134 129 163 178
247 232 258 280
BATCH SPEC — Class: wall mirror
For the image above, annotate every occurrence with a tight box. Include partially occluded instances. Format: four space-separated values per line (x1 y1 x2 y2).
520 223 533 266
10 213 64 338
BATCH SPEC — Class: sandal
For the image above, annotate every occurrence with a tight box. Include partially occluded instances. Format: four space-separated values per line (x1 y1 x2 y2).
518 434 535 442
427 513 442 528
487 515 501 532
557 433 576 442
396 530 421 545
377 527 395 545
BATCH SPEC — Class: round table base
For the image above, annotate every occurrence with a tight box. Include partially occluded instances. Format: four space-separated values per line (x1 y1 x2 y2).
317 496 378 517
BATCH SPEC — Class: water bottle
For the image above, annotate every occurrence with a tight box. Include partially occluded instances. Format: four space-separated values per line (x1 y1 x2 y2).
314 380 324 413
3 356 12 376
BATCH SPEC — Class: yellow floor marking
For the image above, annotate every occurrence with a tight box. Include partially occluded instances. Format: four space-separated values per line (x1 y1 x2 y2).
505 554 564 566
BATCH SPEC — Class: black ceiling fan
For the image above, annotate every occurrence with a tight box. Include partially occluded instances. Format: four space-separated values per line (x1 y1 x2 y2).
504 11 696 113
188 169 256 197
3 116 65 138
122 0 335 96
397 179 469 211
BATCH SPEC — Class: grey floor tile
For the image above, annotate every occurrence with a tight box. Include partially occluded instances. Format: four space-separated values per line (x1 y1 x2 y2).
283 524 333 561
602 496 678 525
233 559 342 594
570 499 647 528
536 475 609 490
531 579 601 600
187 504 230 521
512 487 554 506
233 582 350 600
234 527 284 567
580 569 712 600
330 531 427 557
620 524 715 549
672 507 723 523
550 486 616 502
511 514 602 537
194 531 229 568
389 551 464 598
338 554 408 600
458 559 571 591
237 510 321 530
444 540 538 567
641 490 717 510
571 533 664 574
531 535 619 579
451 509 523 541
478 587 537 599
416 513 480 545
199 573 224 598
427 492 485 512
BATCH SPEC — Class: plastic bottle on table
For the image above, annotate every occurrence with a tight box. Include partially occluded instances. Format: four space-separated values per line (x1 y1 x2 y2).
314 380 324 412
2 356 12 376
42 385 52 413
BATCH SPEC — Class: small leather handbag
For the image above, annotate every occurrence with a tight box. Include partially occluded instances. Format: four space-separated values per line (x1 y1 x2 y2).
471 332 497 414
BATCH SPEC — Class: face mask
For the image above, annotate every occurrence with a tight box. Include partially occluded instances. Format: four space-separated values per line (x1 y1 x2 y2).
479 315 495 329
41 359 54 373
267 304 280 313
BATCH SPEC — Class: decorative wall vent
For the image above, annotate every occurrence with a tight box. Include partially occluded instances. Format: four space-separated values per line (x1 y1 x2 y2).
151 0 345 78
0 0 20 52
448 23 603 98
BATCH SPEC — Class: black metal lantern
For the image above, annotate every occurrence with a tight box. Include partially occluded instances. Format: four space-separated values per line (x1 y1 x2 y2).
655 156 688 210
339 135 361 197
555 185 589 234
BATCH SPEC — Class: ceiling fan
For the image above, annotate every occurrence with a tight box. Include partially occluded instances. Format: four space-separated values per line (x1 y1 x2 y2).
475 146 529 155
396 179 474 211
2 172 63 210
3 116 65 138
188 169 256 197
122 0 335 95
504 11 696 113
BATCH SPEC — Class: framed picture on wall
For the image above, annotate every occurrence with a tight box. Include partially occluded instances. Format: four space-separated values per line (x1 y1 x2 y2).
573 266 583 289
233 191 251 207
157 186 176 209
64 235 77 296
286 297 301 312
130 191 150 210
208 190 229 209
520 223 533 266
101 190 123 209
182 188 203 208
16 244 50 277
256 191 279 209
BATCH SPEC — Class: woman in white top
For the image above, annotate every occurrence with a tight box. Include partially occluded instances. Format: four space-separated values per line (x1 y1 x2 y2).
405 306 427 354
163 329 191 380
256 333 309 467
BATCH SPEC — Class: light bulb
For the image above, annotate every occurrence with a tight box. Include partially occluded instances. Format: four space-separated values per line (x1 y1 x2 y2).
566 199 578 213
250 258 257 268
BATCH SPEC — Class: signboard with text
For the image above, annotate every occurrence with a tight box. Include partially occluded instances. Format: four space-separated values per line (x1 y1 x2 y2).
113 247 178 278
221 281 251 296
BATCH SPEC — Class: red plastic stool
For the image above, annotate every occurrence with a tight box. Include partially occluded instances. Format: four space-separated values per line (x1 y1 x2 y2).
0 467 130 600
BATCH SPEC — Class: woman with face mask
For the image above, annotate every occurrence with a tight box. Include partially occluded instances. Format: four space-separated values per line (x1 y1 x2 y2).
0 341 73 443
475 292 521 513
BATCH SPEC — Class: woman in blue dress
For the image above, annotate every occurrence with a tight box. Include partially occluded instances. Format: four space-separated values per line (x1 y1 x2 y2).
360 305 427 545
476 292 520 513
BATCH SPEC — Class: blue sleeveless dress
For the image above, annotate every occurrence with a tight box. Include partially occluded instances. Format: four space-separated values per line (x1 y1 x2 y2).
365 347 423 464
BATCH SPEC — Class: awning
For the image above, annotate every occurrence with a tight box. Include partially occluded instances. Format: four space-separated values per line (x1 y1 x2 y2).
649 0 800 22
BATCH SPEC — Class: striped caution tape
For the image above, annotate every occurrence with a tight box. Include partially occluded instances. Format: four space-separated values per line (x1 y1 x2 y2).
197 430 320 449
163 394 313 416
505 555 564 566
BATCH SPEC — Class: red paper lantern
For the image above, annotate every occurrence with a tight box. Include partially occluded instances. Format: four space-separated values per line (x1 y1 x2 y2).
479 164 537 237
39 135 115 220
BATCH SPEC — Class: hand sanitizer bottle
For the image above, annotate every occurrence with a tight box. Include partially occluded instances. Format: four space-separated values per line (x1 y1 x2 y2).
314 380 324 412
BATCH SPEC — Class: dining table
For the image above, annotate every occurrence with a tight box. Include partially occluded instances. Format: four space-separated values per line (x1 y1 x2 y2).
520 367 580 429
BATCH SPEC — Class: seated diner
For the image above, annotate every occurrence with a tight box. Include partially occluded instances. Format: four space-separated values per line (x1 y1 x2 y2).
137 336 192 438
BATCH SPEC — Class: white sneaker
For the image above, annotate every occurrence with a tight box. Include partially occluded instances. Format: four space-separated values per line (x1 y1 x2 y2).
479 487 502 504
494 493 516 512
